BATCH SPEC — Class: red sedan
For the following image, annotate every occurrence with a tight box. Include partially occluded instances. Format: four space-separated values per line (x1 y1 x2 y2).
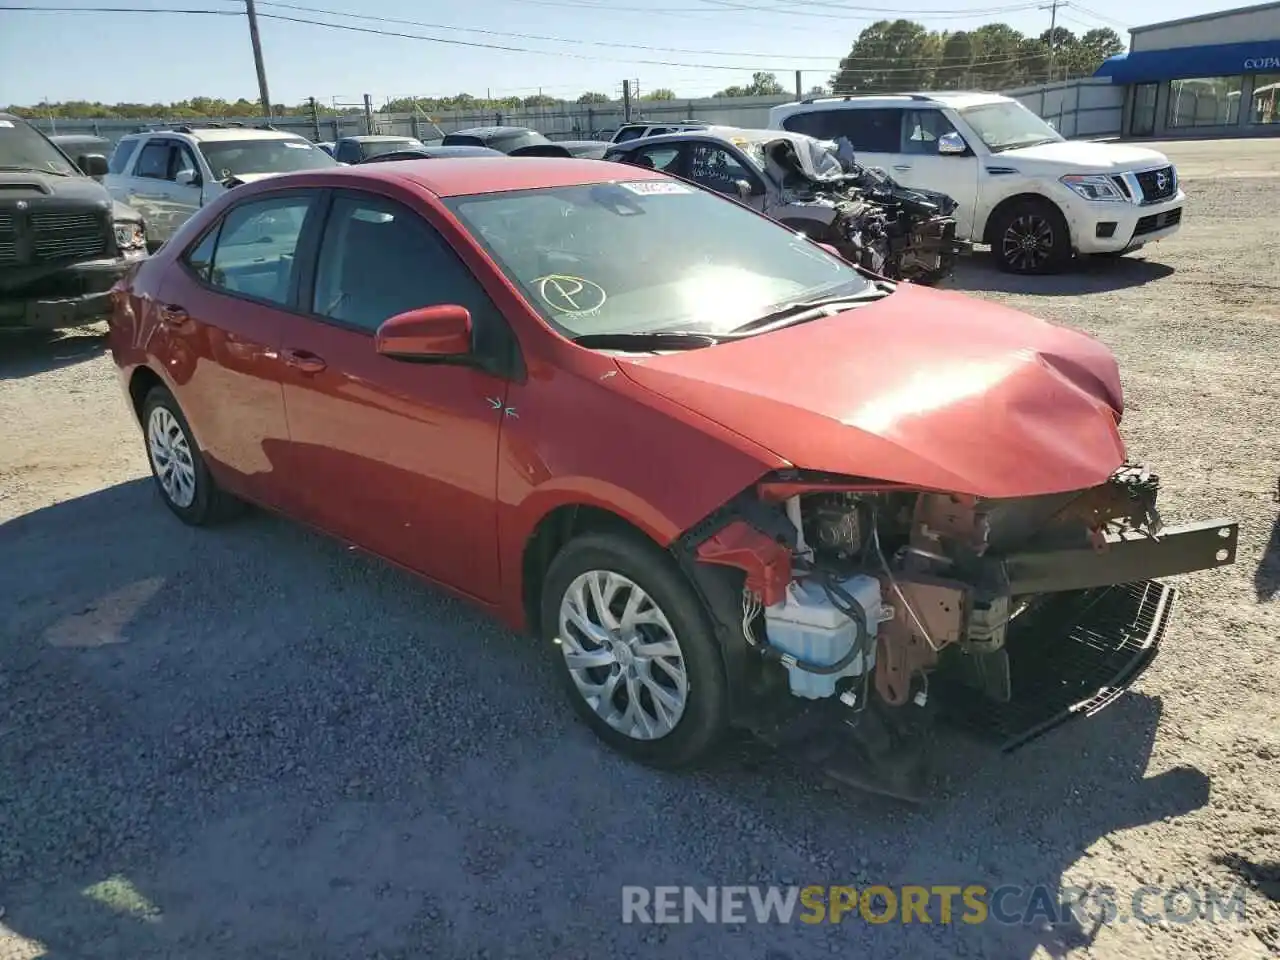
108 158 1236 800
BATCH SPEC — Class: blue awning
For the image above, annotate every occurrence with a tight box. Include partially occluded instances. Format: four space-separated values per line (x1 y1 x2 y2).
1095 41 1280 83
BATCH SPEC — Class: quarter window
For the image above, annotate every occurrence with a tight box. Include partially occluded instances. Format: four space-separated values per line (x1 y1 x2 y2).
626 145 681 171
312 193 500 345
206 195 313 305
182 226 220 283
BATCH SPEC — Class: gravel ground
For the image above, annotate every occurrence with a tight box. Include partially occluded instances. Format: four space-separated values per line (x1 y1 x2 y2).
2 138 1278 960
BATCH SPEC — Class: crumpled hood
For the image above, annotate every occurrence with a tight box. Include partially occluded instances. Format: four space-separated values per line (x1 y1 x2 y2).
614 283 1127 499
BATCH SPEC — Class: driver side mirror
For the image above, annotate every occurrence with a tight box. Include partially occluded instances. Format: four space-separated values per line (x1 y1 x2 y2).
77 153 108 178
175 168 202 187
937 132 967 156
375 304 473 361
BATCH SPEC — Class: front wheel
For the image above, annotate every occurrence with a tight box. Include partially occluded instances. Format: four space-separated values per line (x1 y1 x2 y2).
540 531 729 768
991 200 1072 275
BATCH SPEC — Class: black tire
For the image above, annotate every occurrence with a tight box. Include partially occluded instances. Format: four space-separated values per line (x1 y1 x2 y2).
540 530 729 769
991 198 1072 275
141 385 241 526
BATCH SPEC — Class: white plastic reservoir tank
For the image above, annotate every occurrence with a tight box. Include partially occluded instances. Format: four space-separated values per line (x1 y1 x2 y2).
763 574 882 699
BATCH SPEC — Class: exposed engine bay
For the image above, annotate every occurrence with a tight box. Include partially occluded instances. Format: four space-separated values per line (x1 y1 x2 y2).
681 466 1238 800
754 134 969 285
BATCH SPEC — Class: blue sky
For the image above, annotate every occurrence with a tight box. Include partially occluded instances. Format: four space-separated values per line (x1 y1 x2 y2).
0 0 1252 107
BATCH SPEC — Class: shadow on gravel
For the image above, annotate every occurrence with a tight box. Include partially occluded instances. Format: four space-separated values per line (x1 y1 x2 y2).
0 326 108 382
1254 512 1280 601
950 253 1175 297
0 478 1211 959
1216 854 1280 903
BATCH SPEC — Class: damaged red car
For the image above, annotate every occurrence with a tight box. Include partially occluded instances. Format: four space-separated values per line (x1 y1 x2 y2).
107 158 1238 800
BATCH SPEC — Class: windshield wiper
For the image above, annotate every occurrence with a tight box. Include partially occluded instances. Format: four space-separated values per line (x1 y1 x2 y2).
0 164 71 176
729 288 890 334
571 330 727 351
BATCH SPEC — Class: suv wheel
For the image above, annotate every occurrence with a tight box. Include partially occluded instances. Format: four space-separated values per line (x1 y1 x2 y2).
992 199 1071 275
540 530 729 768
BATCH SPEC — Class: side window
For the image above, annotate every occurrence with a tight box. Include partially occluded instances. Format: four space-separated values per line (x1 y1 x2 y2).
182 225 220 282
207 195 313 305
687 144 757 195
134 141 172 179
784 109 902 153
613 126 645 143
312 193 502 348
902 109 960 155
334 141 359 164
108 138 141 175
170 143 200 180
627 145 680 171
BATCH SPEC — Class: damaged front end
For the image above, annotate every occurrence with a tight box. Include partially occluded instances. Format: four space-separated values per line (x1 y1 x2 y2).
759 137 970 285
674 466 1237 800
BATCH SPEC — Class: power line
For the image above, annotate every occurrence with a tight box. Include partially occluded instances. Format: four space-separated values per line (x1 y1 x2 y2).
3 5 1080 75
503 0 1046 18
249 0 843 60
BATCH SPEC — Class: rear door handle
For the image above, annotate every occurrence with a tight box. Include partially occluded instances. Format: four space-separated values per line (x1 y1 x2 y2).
282 348 326 374
157 303 188 327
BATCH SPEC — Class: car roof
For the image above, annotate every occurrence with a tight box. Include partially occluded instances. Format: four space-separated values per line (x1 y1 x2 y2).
342 134 420 142
773 91 1010 113
292 156 665 197
609 125 780 148
447 126 538 138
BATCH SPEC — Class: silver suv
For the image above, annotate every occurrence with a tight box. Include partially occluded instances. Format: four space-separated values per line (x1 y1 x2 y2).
105 124 336 247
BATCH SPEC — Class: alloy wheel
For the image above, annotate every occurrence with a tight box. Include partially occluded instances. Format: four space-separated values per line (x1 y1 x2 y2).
1002 213 1056 272
147 405 197 509
557 570 688 741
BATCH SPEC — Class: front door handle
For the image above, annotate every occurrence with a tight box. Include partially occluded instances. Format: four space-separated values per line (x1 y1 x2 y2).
893 164 912 171
282 348 326 374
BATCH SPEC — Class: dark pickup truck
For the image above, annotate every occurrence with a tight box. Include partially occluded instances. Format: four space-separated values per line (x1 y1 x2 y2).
1 113 148 332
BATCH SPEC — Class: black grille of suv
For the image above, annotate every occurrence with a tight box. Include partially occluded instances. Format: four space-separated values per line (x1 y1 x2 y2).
31 211 108 262
1135 166 1176 204
1134 206 1182 237
0 213 15 266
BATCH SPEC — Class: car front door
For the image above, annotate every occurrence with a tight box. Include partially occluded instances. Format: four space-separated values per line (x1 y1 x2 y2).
684 142 767 212
150 190 319 507
895 108 981 238
125 138 202 246
272 188 513 601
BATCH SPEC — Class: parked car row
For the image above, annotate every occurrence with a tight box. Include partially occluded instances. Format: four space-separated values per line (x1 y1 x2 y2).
102 145 1235 801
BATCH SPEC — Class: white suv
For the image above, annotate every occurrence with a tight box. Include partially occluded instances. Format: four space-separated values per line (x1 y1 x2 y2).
769 92 1184 274
104 124 337 248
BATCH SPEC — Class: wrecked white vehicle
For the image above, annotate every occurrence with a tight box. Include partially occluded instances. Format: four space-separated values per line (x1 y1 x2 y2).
604 126 969 284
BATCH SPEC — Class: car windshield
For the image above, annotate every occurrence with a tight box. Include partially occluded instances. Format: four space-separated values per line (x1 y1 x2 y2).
197 138 338 179
361 138 423 158
959 101 1064 153
0 118 76 175
444 180 872 338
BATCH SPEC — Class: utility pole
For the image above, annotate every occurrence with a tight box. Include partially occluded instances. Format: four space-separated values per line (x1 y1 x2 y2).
244 0 273 121
795 70 803 100
1045 0 1062 84
622 79 632 123
363 93 375 135
307 96 320 141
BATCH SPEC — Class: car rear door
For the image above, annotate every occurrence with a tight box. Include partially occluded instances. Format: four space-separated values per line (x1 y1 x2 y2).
272 187 514 601
151 189 319 508
781 107 902 178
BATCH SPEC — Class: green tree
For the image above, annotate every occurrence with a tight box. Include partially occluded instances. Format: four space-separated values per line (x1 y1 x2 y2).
577 91 610 104
713 71 785 98
643 88 677 100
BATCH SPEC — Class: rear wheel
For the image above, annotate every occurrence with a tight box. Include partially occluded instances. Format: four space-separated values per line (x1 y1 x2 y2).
992 199 1071 275
540 531 729 768
141 386 241 526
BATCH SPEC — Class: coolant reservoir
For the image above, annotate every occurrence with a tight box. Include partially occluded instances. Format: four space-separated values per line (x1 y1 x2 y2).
763 575 882 700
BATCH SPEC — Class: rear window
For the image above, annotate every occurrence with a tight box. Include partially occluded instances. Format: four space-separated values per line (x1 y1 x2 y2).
781 107 902 153
108 138 140 175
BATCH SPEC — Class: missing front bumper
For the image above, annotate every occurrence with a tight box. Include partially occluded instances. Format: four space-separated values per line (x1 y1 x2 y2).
934 579 1176 751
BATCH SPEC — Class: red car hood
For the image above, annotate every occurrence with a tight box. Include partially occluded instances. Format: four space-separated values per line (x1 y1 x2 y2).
615 283 1127 499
